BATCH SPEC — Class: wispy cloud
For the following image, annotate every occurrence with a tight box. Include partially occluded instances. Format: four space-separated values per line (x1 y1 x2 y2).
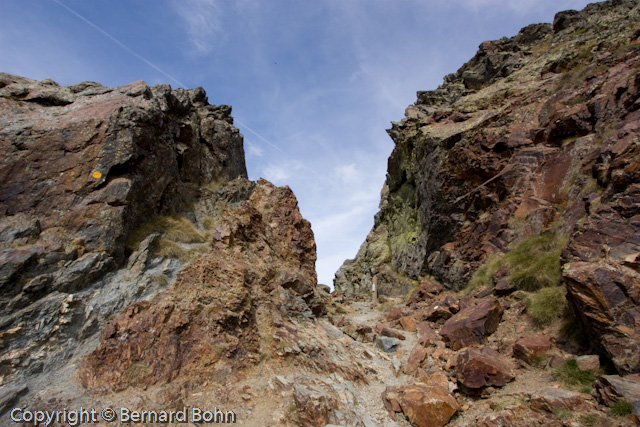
246 141 264 157
262 164 293 184
172 0 224 55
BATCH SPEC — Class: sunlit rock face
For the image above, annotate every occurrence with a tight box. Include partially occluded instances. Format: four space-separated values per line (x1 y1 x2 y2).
334 0 640 295
0 73 248 385
334 0 640 374
80 179 325 392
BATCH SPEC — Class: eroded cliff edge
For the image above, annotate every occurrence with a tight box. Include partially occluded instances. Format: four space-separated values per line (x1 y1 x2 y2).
335 0 640 374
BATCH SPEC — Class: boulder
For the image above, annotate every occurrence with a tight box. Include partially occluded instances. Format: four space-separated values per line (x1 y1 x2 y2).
529 387 592 413
493 280 516 296
399 316 417 332
376 323 406 340
383 384 458 427
404 344 428 376
387 306 408 322
417 321 438 347
512 334 552 364
440 298 504 350
423 295 459 322
593 374 640 420
563 261 640 373
456 346 515 390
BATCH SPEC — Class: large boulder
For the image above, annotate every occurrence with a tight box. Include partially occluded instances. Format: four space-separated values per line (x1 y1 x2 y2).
593 374 640 421
455 346 515 390
563 261 640 374
440 298 503 350
383 383 458 427
512 334 553 364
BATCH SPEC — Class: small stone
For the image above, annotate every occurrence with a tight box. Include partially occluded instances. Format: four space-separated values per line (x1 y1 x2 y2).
575 355 600 372
399 316 417 332
376 336 401 353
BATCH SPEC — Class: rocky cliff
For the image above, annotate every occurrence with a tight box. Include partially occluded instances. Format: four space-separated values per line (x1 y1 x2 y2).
0 75 328 423
335 0 640 375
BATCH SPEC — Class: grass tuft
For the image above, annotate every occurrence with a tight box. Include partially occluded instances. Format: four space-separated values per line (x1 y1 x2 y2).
554 359 597 388
610 399 633 417
527 286 567 325
506 234 565 291
579 414 600 426
466 232 566 292
127 215 205 251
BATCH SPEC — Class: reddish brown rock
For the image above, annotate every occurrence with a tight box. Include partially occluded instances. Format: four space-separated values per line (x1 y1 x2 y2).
294 384 336 427
79 180 325 392
387 306 408 322
407 278 443 306
423 295 459 322
383 383 458 427
456 346 515 390
529 387 592 413
593 374 640 420
440 298 504 350
563 261 640 373
376 323 406 340
512 334 553 364
575 355 600 372
404 344 428 376
399 316 417 332
417 321 438 347
494 280 516 296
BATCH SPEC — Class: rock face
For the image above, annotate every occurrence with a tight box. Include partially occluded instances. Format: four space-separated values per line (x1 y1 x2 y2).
333 0 640 374
0 74 249 383
0 74 329 422
333 0 640 293
80 179 324 391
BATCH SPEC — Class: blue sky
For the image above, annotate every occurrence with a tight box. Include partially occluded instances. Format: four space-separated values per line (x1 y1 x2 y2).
1 0 594 287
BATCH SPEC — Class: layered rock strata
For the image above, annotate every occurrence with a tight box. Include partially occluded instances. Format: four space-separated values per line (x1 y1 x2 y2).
0 74 249 391
334 0 640 374
335 0 640 293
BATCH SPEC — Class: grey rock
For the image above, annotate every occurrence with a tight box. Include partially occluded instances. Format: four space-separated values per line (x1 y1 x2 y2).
376 336 401 353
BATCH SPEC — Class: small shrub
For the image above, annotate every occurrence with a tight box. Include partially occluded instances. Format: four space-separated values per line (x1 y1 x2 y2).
528 286 567 325
335 305 347 314
554 359 597 388
610 399 633 417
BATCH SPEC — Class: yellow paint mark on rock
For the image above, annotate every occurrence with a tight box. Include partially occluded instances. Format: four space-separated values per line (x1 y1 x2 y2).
92 171 102 179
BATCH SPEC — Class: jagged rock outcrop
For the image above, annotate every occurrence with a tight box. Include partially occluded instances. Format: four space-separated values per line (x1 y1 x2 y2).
334 0 640 294
334 0 640 374
80 179 325 392
0 74 251 396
